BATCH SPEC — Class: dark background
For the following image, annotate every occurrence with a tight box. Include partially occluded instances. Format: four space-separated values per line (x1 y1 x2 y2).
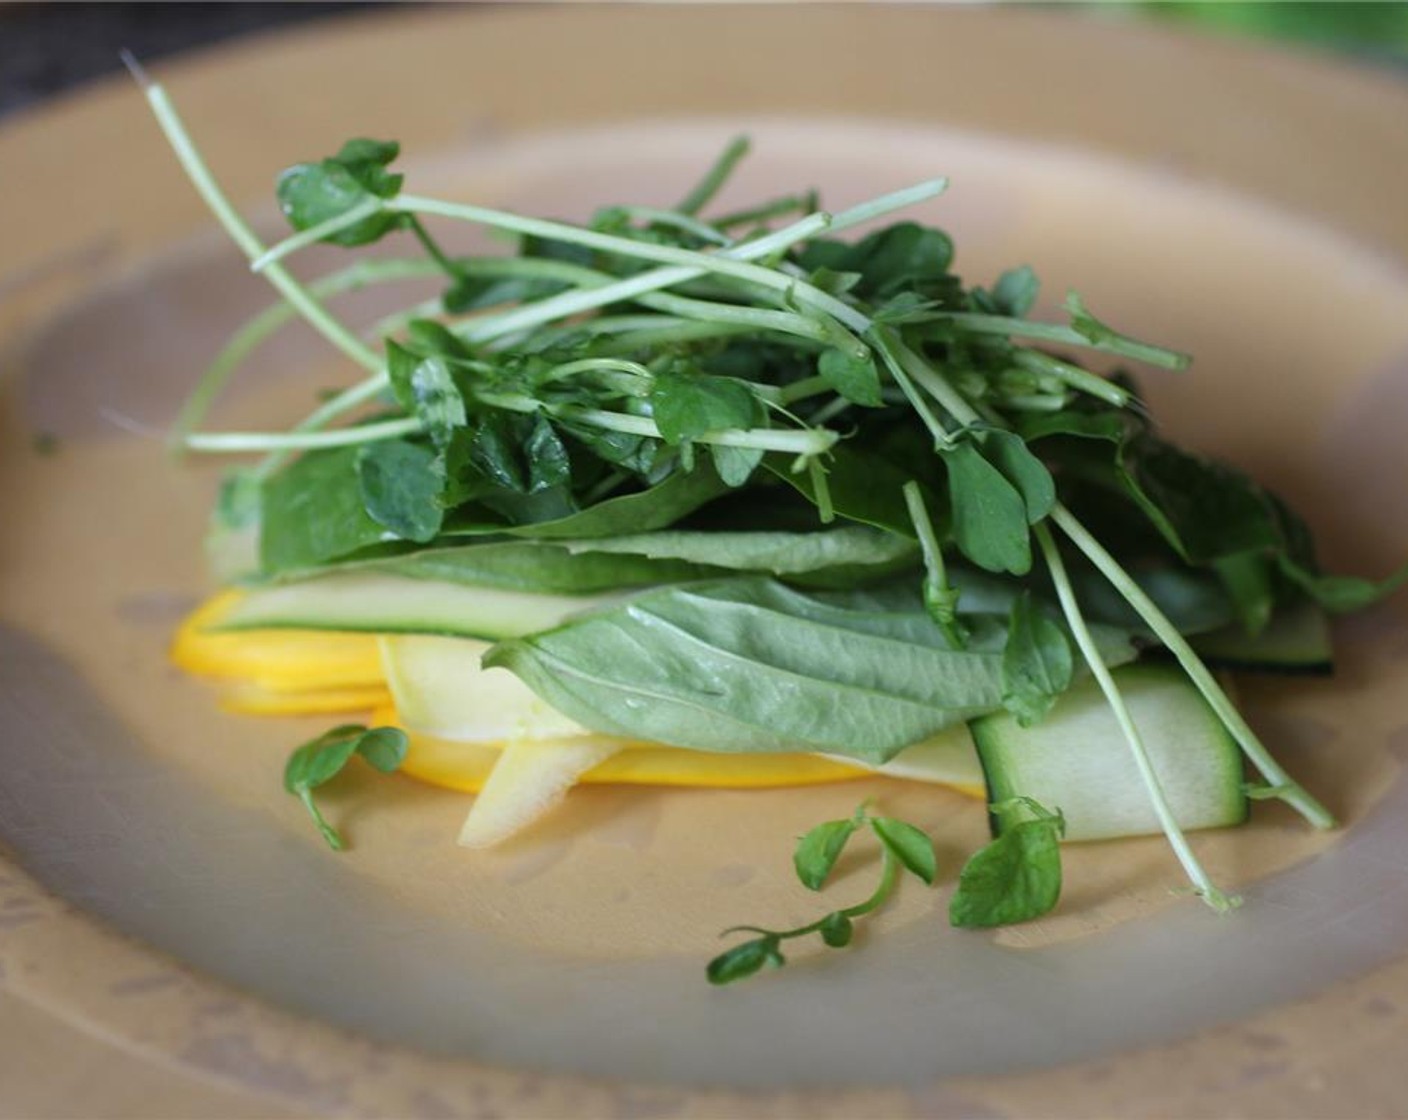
0 2 392 117
2 1 1406 121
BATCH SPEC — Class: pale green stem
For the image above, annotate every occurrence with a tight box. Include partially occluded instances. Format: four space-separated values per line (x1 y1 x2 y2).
711 192 818 231
250 198 384 272
139 77 380 374
615 206 732 245
922 312 1189 371
392 194 871 332
184 417 423 453
877 328 983 426
776 375 832 406
1014 350 1131 408
536 358 653 396
171 257 445 443
1050 505 1335 829
452 178 943 349
871 332 954 449
557 407 837 456
677 135 750 215
903 481 948 585
1035 524 1239 913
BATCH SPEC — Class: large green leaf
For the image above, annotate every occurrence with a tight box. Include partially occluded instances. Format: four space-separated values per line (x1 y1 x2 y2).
486 579 1135 763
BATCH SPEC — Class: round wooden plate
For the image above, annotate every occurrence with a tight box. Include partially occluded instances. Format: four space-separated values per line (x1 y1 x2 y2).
3 7 1408 1116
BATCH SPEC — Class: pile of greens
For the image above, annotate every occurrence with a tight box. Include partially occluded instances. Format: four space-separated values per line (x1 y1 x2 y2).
136 62 1404 978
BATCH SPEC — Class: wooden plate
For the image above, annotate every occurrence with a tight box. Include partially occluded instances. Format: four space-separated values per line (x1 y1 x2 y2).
3 7 1408 1116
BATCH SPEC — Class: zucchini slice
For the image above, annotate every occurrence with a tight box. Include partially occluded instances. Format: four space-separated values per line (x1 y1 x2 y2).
972 665 1247 842
213 573 620 640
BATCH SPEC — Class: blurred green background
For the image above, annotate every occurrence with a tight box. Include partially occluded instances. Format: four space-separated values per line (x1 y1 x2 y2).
1110 1 1408 65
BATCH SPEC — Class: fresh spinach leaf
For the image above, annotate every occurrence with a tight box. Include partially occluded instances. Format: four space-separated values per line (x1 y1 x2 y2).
260 446 389 573
355 439 445 543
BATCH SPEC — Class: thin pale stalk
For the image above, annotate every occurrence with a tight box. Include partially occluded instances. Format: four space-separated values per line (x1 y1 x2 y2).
1035 524 1238 912
393 194 869 331
138 76 380 374
172 257 444 443
1050 504 1335 829
250 199 384 272
676 135 750 215
921 312 1189 370
1014 350 1131 408
184 417 423 454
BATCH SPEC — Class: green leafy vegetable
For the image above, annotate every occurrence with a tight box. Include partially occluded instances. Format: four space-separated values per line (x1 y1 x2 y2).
355 439 445 543
949 798 1065 928
136 73 1394 942
1001 592 1074 726
283 724 409 850
708 804 937 985
277 138 404 247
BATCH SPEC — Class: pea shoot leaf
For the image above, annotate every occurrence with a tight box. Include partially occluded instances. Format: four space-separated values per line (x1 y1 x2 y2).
941 441 1032 575
707 936 785 985
985 265 1040 317
818 348 884 407
386 340 466 448
650 368 761 445
794 817 860 890
819 911 854 948
284 724 409 850
1001 591 1074 726
982 430 1055 525
869 817 938 884
276 138 404 246
949 799 1065 928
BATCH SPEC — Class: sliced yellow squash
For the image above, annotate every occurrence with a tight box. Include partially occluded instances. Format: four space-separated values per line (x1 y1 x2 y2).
219 682 394 716
173 591 384 693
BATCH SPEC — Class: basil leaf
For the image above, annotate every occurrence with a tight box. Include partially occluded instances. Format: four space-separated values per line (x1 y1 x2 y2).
485 577 1016 762
260 446 388 573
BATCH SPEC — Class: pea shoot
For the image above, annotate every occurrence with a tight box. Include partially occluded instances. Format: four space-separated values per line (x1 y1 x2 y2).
708 805 938 985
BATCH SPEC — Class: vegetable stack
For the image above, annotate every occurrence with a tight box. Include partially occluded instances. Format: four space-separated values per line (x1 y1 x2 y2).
136 59 1404 970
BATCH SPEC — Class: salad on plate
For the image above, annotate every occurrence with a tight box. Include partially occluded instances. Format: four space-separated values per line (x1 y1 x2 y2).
133 60 1405 983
